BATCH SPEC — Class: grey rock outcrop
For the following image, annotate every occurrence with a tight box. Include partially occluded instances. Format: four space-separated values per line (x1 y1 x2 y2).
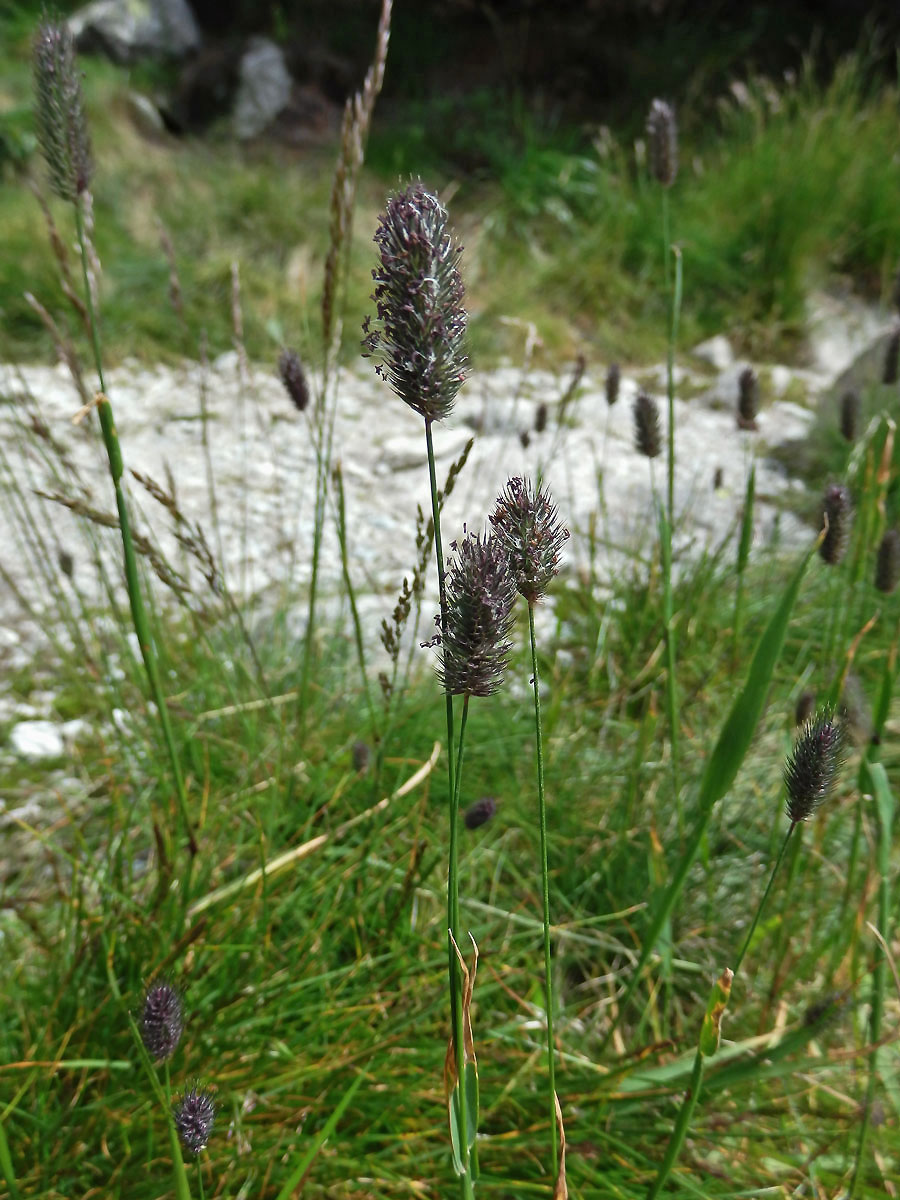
233 38 293 140
70 0 201 65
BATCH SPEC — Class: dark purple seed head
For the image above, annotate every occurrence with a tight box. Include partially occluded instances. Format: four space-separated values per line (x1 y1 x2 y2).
489 476 569 604
633 390 662 459
794 690 816 728
839 389 860 443
819 483 851 566
352 740 371 773
737 366 760 431
32 19 92 203
363 182 468 423
605 362 621 407
278 349 310 412
464 796 497 830
174 1087 216 1155
646 99 678 188
784 711 842 825
875 528 900 594
534 402 548 434
438 531 516 697
140 981 183 1063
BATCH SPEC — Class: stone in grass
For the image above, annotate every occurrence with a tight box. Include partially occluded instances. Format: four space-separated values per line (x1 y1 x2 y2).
10 720 65 761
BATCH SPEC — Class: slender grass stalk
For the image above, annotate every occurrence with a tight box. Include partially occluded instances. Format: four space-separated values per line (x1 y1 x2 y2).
528 600 558 1172
425 418 468 1195
333 461 378 742
732 463 756 662
73 200 195 865
603 531 820 1048
849 761 895 1197
0 1117 20 1200
647 711 840 1196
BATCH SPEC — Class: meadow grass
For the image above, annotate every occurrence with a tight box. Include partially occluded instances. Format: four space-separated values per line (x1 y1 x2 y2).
1 8 900 1199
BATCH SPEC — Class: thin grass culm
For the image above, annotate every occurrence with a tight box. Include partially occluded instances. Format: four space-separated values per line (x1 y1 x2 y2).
363 182 474 1192
646 709 843 1198
31 19 195 870
490 476 569 1184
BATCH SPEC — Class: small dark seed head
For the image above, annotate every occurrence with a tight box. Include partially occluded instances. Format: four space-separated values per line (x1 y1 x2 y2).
534 402 548 434
892 263 900 316
633 390 662 459
646 99 678 188
794 690 816 728
140 982 183 1063
737 366 760 431
489 476 569 603
363 182 468 423
819 483 851 566
839 389 861 443
713 466 724 490
519 429 531 449
351 740 371 773
464 796 497 830
605 362 621 407
278 349 310 412
32 19 92 203
438 531 516 697
174 1087 216 1155
883 327 900 386
783 711 842 824
58 549 74 579
875 528 900 594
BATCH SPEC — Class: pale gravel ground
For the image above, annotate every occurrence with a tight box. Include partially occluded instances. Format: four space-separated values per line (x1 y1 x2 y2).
0 288 891 709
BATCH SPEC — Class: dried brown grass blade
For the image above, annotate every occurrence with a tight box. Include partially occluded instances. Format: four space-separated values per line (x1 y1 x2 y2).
552 1091 568 1200
321 0 393 353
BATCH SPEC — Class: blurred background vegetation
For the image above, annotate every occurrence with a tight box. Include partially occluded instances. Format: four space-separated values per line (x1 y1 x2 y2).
3 0 900 368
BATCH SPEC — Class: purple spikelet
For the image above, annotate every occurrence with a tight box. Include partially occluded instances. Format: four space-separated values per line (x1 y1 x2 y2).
174 1087 216 1155
489 476 569 604
784 712 842 825
363 183 468 423
438 532 516 697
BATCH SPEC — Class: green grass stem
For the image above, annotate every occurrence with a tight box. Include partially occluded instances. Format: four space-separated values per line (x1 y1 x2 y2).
528 600 559 1177
604 531 819 1046
73 197 195 868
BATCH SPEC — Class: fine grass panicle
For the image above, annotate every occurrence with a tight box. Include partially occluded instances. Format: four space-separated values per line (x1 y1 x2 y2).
463 795 497 829
174 1088 216 1156
646 98 678 188
784 710 843 825
140 981 184 1064
489 476 570 603
737 365 760 431
363 183 468 422
277 348 310 413
438 531 516 698
633 389 662 459
839 388 861 442
31 19 91 203
605 361 621 407
820 482 852 564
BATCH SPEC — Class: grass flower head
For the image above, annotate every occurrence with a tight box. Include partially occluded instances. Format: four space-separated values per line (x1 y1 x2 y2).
174 1086 216 1155
278 348 310 412
32 18 92 203
363 182 467 422
784 711 842 824
438 531 516 697
819 483 852 565
140 980 183 1063
634 390 662 459
489 476 569 603
646 98 678 187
